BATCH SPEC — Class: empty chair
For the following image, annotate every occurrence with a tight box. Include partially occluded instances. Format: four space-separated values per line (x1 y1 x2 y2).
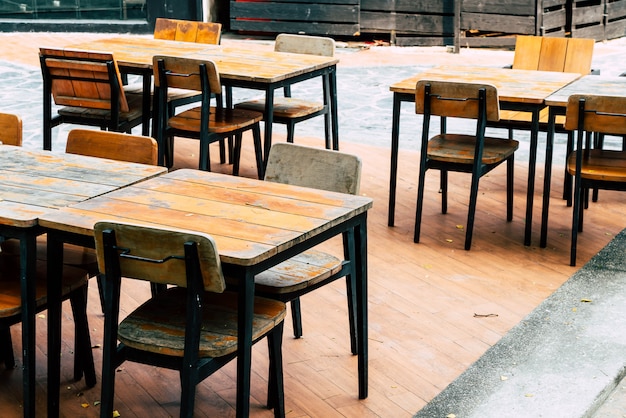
414 80 519 250
564 94 626 266
247 142 362 351
0 113 22 146
40 47 145 151
153 55 264 177
66 129 158 165
235 34 337 150
94 221 286 418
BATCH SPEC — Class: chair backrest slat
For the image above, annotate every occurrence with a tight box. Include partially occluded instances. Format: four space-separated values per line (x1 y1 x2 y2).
154 18 222 45
512 35 594 75
153 55 221 94
94 221 225 293
565 94 626 135
66 129 158 165
39 47 129 113
264 143 361 195
274 33 335 57
415 80 500 122
0 113 22 146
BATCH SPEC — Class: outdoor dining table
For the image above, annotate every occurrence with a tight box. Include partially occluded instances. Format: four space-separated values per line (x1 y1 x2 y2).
540 75 626 248
60 36 340 164
0 144 166 418
38 168 373 417
388 65 581 246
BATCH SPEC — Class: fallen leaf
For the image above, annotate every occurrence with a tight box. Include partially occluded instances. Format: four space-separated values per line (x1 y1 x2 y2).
38 314 46 319
446 414 456 418
525 393 534 397
581 299 592 303
455 225 464 230
113 411 121 418
500 376 508 381
445 239 453 243
94 400 101 406
81 402 89 408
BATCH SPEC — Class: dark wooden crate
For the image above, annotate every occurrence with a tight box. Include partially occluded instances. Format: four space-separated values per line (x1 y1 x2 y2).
605 0 626 39
460 0 567 36
569 0 606 39
230 0 359 36
360 0 455 45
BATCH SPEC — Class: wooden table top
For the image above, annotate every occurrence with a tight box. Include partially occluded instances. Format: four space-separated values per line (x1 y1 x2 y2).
390 65 582 104
0 146 166 228
66 36 339 84
39 169 373 266
545 75 626 107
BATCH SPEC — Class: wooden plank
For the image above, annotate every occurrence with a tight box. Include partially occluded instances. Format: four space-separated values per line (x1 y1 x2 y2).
230 19 360 36
361 12 453 34
461 0 536 16
230 2 359 23
360 0 454 14
461 12 536 34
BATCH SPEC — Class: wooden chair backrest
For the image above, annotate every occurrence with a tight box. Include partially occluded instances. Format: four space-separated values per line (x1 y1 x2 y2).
274 33 335 57
154 18 222 45
564 94 626 135
512 35 594 74
153 55 222 95
39 47 129 113
264 143 362 194
66 129 158 165
415 80 500 122
94 221 225 292
0 113 22 146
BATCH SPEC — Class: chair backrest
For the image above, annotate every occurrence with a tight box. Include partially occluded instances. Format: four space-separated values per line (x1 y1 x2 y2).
274 34 335 57
39 47 130 113
66 129 158 165
564 94 626 135
415 80 500 122
154 18 222 45
512 35 594 74
153 55 222 95
264 142 362 194
0 113 22 146
94 221 225 293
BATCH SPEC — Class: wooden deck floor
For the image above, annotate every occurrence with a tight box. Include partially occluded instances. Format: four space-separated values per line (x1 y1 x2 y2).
2 133 624 418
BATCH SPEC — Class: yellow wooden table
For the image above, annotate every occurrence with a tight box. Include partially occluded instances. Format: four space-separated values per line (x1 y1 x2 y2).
39 168 373 417
388 65 581 246
0 145 166 418
63 37 340 164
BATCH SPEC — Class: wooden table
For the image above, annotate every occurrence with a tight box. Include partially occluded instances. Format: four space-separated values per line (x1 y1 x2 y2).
0 145 166 418
540 75 626 247
388 65 581 246
38 168 373 417
62 36 340 164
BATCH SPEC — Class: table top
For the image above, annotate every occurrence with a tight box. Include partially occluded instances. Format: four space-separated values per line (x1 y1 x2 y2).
545 75 626 107
390 65 581 104
0 145 166 228
39 169 373 266
65 36 339 84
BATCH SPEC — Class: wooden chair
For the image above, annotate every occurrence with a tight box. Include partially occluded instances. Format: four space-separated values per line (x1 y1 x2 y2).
0 243 96 389
490 35 596 204
234 34 337 150
154 18 222 44
414 80 519 250
153 55 264 178
94 221 286 418
250 142 362 350
564 94 626 266
39 47 145 151
0 113 22 146
66 128 158 165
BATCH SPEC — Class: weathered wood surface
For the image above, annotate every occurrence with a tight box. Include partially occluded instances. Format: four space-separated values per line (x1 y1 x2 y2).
153 18 222 45
65 129 158 166
0 146 165 228
390 65 581 105
39 169 373 267
0 113 22 146
67 37 338 85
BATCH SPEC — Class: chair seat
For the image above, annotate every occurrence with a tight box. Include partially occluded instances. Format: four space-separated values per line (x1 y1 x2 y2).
168 106 263 135
428 134 519 165
567 150 626 181
57 91 144 123
0 253 89 318
235 97 325 119
118 287 286 358
251 250 342 294
124 83 201 103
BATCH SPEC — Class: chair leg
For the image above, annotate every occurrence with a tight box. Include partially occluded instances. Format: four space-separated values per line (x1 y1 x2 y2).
252 125 264 179
266 322 285 417
464 170 481 251
96 274 105 314
343 229 358 355
0 326 15 369
414 159 428 244
232 133 243 176
286 122 295 144
564 132 573 206
440 170 448 214
506 156 514 221
69 286 97 387
290 298 302 339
